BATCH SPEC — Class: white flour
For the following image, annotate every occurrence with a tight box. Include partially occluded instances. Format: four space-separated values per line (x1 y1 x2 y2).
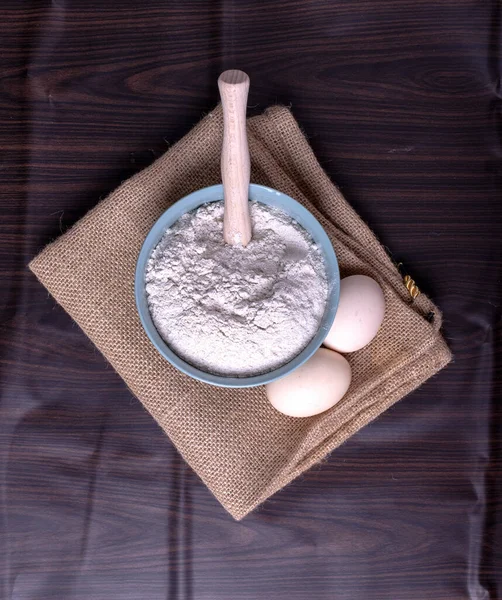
145 201 328 377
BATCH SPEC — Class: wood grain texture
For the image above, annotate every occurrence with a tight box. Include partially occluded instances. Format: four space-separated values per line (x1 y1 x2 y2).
218 69 252 246
0 0 500 599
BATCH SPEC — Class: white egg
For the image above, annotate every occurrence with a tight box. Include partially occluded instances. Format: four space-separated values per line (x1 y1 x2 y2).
324 274 385 353
266 348 351 417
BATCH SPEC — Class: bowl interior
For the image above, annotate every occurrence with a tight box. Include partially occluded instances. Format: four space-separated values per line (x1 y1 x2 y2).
135 184 340 387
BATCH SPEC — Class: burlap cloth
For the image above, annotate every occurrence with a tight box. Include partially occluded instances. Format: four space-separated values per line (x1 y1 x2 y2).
29 105 451 520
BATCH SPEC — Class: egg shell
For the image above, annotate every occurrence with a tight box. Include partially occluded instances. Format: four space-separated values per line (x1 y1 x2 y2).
266 348 352 417
323 275 385 353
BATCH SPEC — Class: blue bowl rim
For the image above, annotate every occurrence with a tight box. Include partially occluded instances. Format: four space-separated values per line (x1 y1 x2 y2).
135 183 340 388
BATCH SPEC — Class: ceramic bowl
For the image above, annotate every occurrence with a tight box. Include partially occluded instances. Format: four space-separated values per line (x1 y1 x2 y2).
135 183 340 387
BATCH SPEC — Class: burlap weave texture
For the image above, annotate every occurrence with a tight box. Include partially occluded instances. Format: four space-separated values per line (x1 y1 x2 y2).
29 106 451 520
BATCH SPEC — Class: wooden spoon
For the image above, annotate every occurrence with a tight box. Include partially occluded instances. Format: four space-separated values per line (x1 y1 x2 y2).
218 69 252 246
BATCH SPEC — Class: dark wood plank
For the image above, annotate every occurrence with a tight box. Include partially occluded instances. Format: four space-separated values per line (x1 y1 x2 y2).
1 0 500 598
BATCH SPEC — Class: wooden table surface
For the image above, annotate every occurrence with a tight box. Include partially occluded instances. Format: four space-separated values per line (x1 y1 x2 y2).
1 1 501 598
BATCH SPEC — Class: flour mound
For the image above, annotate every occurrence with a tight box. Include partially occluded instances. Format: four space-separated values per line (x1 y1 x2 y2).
145 201 328 377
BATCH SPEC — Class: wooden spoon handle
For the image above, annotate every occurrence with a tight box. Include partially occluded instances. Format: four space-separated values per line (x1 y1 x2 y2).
218 69 252 246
